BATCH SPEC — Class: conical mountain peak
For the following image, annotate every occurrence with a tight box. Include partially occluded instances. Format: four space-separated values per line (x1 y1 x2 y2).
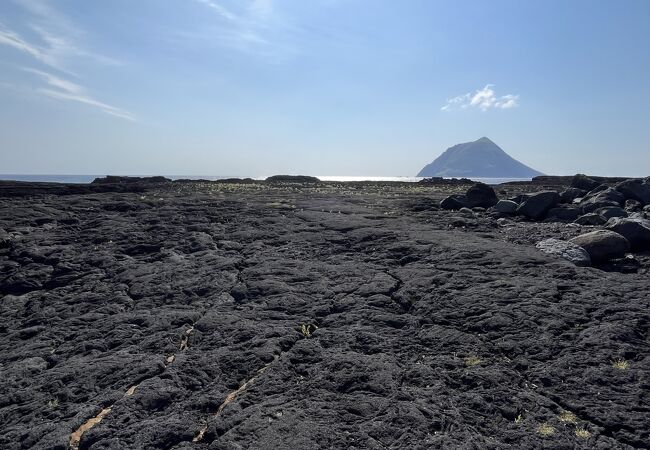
417 137 543 178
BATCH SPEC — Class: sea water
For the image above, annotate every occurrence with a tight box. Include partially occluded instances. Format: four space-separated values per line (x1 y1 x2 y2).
0 174 531 184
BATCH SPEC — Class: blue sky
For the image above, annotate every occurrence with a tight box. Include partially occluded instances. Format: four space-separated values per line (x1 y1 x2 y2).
1 0 649 176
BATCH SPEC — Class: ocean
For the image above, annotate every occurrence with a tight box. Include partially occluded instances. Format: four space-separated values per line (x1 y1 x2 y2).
0 174 531 185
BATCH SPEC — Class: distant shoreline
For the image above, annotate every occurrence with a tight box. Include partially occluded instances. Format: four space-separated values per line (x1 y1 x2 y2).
0 174 533 185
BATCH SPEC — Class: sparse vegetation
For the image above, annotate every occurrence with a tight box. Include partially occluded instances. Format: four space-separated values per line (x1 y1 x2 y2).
301 323 317 338
514 414 523 424
558 411 577 423
611 358 630 370
537 423 555 437
47 398 59 408
575 427 591 439
464 355 482 367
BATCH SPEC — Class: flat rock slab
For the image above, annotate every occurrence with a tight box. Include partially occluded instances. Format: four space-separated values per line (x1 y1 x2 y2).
536 238 591 266
0 182 648 449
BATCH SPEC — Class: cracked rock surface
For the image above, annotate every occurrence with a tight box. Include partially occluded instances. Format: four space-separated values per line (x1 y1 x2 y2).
1 181 649 449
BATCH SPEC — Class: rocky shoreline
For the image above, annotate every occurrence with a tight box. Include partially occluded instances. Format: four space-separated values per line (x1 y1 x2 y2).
1 176 648 449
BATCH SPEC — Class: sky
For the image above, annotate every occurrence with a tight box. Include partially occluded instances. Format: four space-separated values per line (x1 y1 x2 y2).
0 0 649 177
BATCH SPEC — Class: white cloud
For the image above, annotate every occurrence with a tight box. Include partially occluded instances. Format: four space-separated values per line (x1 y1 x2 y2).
0 1 133 121
441 85 519 112
23 68 135 121
188 0 288 57
38 88 136 121
194 0 238 22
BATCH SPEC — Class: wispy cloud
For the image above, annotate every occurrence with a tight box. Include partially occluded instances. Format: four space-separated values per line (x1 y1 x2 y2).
441 85 519 112
23 68 135 121
0 0 133 120
187 0 292 58
194 0 238 22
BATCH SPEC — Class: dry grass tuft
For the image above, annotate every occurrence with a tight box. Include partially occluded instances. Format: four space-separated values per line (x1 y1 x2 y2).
575 427 591 439
301 323 317 338
537 423 555 437
611 358 629 370
558 411 577 423
464 355 482 367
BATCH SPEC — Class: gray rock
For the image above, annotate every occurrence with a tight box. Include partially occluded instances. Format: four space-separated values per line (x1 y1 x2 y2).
465 182 498 208
536 238 591 266
595 206 627 220
625 199 643 212
516 191 560 220
440 195 467 210
615 179 650 205
605 217 650 250
560 187 586 204
571 174 600 191
569 230 630 263
459 207 476 217
580 187 625 212
494 200 518 214
546 207 580 222
574 213 607 226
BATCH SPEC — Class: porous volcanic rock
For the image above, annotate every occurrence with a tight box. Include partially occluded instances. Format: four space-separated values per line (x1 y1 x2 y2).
574 213 607 226
440 194 467 210
595 206 628 220
535 238 591 266
546 207 580 222
580 187 625 213
516 191 560 220
559 187 586 204
615 179 650 205
1 180 649 449
571 174 600 191
494 200 518 214
605 217 650 250
569 230 630 263
465 182 498 208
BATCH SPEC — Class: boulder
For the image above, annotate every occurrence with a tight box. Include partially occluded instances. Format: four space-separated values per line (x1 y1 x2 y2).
615 179 650 205
459 207 476 217
440 195 467 210
605 217 650 250
465 182 498 208
595 206 627 220
625 199 643 212
571 174 600 191
494 200 518 214
574 213 607 226
536 238 591 266
546 207 580 222
569 230 630 263
560 187 586 204
580 188 626 213
510 194 529 204
516 191 560 220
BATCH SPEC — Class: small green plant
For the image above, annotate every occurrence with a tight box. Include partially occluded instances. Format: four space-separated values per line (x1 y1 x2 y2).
464 355 482 367
575 427 591 439
47 398 59 408
301 323 317 338
558 411 577 423
514 413 523 424
537 423 555 437
611 358 629 370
